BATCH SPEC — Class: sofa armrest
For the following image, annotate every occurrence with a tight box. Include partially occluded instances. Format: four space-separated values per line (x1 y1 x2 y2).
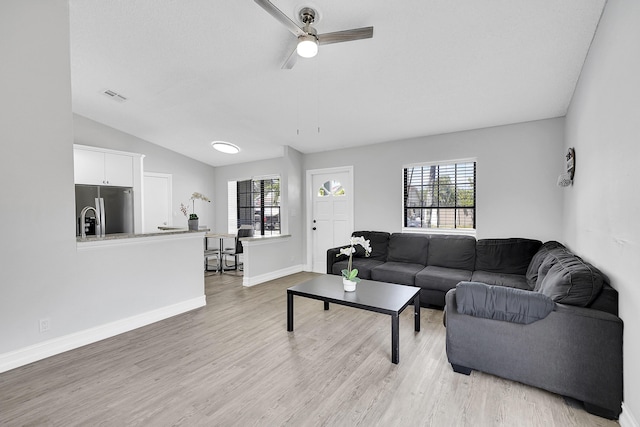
455 281 554 324
326 245 349 274
445 288 623 418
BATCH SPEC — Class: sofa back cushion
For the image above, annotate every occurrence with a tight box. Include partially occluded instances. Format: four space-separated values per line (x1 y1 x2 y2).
526 241 566 288
351 231 390 261
536 250 605 307
387 233 429 265
533 248 572 291
427 234 476 270
475 238 542 275
588 283 618 316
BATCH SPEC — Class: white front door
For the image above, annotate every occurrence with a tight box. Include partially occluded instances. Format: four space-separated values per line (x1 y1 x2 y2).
143 172 172 233
308 167 354 273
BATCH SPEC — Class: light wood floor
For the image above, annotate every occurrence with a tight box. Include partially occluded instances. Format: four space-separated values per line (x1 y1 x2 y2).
1 271 618 426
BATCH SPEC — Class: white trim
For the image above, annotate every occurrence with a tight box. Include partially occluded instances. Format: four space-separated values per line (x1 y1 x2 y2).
403 157 477 169
241 234 291 246
621 403 640 427
227 180 237 234
252 173 280 181
0 296 206 374
401 227 477 237
74 143 143 159
305 166 355 273
242 264 304 287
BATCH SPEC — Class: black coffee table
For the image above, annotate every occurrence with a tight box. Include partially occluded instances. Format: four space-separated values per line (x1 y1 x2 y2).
287 275 421 364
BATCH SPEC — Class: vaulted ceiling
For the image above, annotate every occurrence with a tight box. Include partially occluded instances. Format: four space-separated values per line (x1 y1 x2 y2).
69 0 606 167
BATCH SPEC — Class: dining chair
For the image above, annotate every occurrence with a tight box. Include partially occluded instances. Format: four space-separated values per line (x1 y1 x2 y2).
223 226 253 271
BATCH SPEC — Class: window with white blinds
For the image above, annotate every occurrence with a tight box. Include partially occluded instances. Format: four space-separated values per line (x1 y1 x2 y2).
228 177 281 236
227 181 237 234
403 160 476 231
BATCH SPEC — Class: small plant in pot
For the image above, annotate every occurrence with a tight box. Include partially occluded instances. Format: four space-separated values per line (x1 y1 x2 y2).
337 236 372 291
181 192 210 231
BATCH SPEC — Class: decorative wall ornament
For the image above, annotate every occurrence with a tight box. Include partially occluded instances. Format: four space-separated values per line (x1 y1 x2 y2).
557 147 575 187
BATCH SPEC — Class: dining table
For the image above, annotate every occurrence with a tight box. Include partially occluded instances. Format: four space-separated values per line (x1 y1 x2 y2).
205 232 236 273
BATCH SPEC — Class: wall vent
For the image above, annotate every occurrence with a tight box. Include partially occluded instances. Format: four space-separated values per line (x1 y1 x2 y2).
102 89 128 103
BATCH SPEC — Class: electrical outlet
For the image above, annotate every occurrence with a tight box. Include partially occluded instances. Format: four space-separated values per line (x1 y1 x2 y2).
39 318 51 333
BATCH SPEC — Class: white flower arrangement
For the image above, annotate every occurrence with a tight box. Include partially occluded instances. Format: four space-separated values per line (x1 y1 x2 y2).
337 236 372 283
181 192 211 220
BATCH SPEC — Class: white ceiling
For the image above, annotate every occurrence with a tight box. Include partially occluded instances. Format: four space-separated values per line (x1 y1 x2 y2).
69 0 606 167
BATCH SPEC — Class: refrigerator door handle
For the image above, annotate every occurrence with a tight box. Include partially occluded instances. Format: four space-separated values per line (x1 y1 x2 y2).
96 197 106 237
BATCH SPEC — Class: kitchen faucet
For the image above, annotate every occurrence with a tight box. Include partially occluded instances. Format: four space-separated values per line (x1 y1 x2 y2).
80 205 100 239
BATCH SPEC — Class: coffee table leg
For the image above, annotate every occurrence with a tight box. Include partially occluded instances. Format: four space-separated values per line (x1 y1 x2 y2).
324 301 329 310
391 313 399 364
414 294 420 332
287 291 294 331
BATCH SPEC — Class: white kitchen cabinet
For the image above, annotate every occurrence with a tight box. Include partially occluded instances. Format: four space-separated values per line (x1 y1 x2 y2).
74 147 134 187
74 144 145 233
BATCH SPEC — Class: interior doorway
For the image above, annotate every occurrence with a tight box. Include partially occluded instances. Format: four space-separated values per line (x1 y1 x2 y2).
306 166 354 273
143 172 172 233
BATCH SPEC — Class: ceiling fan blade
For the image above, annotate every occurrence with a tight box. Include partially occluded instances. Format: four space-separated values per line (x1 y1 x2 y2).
254 0 306 37
318 26 374 45
281 46 298 69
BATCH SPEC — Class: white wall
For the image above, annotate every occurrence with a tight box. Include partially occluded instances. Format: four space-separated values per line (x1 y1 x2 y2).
213 147 305 281
303 118 565 242
74 114 216 229
564 0 640 423
213 157 283 232
0 1 205 370
0 0 76 352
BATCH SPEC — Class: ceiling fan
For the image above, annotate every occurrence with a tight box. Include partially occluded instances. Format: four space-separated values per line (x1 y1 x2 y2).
254 0 374 69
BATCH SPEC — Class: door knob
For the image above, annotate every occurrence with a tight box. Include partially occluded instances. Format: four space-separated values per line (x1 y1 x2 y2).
312 227 317 231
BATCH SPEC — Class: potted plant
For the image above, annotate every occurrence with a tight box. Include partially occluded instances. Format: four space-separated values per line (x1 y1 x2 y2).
181 192 210 230
337 236 372 291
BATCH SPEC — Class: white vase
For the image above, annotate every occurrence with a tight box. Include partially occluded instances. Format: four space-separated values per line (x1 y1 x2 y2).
343 277 357 292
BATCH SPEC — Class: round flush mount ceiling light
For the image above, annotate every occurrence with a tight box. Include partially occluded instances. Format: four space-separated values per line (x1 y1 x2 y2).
211 141 240 154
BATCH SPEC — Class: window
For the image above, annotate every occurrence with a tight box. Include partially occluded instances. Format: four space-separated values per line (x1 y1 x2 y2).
317 180 345 197
233 177 280 236
403 160 476 230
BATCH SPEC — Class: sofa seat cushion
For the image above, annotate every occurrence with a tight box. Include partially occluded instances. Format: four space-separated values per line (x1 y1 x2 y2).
537 251 605 307
351 231 390 261
386 233 429 265
415 266 473 293
471 271 530 290
475 238 542 275
371 262 424 286
332 258 385 280
455 281 555 325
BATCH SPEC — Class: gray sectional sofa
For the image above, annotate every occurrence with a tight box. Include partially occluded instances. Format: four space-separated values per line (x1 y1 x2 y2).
327 231 546 307
327 231 623 419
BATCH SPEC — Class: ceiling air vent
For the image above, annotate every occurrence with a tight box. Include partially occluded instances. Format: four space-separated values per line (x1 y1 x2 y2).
102 89 128 103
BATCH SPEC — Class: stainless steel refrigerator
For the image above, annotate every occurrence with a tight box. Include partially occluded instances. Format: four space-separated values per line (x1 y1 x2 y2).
75 185 134 236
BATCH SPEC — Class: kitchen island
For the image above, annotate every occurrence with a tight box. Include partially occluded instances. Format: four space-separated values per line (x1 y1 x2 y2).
13 230 208 373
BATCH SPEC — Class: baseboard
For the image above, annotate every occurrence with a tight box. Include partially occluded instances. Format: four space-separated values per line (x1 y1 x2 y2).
621 403 640 427
0 295 206 374
243 264 304 287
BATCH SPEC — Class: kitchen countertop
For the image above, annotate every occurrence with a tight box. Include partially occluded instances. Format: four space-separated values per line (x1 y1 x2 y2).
76 229 205 243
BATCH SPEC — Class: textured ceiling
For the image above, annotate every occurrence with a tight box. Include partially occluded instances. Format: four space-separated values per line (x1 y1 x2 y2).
69 0 606 167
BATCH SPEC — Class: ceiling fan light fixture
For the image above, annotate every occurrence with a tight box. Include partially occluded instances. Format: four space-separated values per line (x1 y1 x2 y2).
297 34 318 58
211 141 240 154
